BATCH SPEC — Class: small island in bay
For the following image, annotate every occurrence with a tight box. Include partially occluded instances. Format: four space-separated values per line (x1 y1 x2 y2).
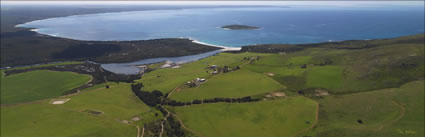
221 24 261 30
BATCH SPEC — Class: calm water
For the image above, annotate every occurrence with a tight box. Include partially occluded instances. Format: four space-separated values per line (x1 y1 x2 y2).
101 49 223 74
18 6 424 47
16 5 425 74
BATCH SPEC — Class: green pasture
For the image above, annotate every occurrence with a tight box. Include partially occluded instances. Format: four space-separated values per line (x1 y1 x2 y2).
138 52 269 93
1 70 91 104
172 96 318 137
170 69 285 102
1 102 137 137
0 82 154 137
243 43 424 94
299 80 424 137
60 82 151 120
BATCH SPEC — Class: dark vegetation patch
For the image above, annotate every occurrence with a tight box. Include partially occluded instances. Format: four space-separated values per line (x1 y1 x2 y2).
296 88 331 99
0 30 37 38
82 109 103 115
143 119 163 137
241 44 304 53
1 31 220 67
163 96 260 107
241 34 425 53
130 82 260 108
141 109 189 137
298 35 425 49
131 83 164 106
52 43 122 59
164 115 187 137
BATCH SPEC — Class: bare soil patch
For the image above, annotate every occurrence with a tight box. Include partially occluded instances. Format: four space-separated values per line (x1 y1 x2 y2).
265 91 286 98
132 117 141 121
50 98 71 104
314 89 330 97
265 72 275 76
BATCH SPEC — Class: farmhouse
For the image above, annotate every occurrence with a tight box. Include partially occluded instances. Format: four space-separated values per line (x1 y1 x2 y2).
209 65 217 69
186 78 207 87
196 78 206 82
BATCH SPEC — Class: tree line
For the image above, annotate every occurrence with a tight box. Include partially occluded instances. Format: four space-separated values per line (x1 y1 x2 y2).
131 82 260 107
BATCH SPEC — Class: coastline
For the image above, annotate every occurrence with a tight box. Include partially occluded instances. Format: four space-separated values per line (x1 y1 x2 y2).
22 25 240 51
189 38 241 51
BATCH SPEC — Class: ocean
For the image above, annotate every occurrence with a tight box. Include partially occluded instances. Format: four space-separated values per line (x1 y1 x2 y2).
17 5 424 47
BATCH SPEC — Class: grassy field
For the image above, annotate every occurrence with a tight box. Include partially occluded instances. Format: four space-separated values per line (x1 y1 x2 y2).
1 70 92 104
306 66 344 90
299 80 424 137
138 52 270 93
1 103 138 137
1 82 153 137
170 69 285 102
244 42 424 94
1 35 423 137
59 82 151 120
171 96 317 137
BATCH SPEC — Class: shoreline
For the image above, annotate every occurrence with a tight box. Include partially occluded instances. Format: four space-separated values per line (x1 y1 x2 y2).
188 38 241 51
24 27 241 51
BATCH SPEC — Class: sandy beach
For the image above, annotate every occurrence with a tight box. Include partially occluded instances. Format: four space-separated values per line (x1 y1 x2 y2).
189 38 241 51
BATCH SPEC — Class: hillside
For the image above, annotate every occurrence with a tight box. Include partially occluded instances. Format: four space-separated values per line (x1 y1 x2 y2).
1 34 424 137
1 30 220 67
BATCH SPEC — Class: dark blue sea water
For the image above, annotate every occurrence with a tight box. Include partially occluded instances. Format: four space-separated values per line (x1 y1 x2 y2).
18 6 424 47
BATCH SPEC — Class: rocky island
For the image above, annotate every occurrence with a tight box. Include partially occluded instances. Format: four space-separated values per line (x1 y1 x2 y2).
221 24 261 30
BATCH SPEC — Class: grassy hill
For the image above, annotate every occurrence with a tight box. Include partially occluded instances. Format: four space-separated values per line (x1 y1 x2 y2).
1 103 138 137
299 80 424 137
1 70 92 104
243 36 424 94
135 34 424 137
138 52 270 93
1 34 423 137
170 69 285 102
170 96 317 137
1 82 154 137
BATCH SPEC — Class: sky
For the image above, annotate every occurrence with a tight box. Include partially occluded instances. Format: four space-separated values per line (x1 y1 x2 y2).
1 1 424 6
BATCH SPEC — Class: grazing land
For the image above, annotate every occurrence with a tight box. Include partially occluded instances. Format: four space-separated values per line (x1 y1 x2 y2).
138 52 270 93
170 69 285 102
1 103 138 137
1 34 423 137
134 34 423 137
299 80 424 137
59 82 151 120
1 82 155 137
243 35 424 94
170 97 317 137
0 70 91 104
1 4 423 137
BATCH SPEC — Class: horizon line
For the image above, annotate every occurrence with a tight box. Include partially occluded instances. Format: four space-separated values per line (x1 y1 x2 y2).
1 1 424 6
